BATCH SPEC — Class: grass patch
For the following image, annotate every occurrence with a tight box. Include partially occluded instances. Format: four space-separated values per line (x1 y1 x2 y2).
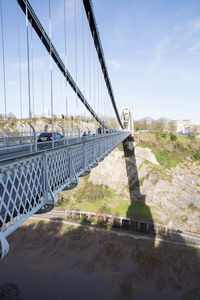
56 177 154 220
126 202 153 221
155 150 180 168
56 179 118 213
137 132 200 168
77 182 114 203
117 143 123 152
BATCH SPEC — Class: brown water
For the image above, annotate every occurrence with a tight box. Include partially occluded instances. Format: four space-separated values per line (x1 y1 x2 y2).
0 220 200 300
0 264 120 300
0 263 184 300
0 265 181 300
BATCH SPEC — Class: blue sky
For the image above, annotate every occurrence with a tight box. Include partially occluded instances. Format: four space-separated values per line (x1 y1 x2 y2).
93 0 200 124
0 0 200 124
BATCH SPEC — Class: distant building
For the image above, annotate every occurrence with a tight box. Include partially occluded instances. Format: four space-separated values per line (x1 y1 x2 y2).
43 109 63 119
56 114 63 119
0 114 6 120
173 120 193 134
44 109 51 118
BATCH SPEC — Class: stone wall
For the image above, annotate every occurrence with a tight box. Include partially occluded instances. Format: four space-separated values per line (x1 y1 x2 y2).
64 209 200 245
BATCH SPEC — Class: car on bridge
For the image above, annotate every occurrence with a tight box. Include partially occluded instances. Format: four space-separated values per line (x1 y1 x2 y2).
37 132 64 143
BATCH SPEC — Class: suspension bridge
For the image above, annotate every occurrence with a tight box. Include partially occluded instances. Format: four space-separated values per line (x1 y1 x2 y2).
0 0 132 258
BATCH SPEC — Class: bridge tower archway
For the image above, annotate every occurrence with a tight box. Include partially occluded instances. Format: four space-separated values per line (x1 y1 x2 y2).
121 106 134 133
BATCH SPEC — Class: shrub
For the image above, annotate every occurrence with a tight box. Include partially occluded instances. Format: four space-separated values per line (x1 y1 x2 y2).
80 216 91 224
170 134 177 141
188 203 198 211
155 133 162 141
174 142 187 152
194 151 200 161
161 133 167 138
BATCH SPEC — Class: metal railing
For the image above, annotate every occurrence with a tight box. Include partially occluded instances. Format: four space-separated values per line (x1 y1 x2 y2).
0 131 38 148
0 131 118 162
0 131 130 258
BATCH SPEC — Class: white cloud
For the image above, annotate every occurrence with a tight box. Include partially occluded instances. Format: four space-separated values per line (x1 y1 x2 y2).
108 59 122 71
172 17 200 52
174 22 185 33
187 18 200 33
147 37 170 71
188 40 200 52
156 37 170 56
175 17 200 36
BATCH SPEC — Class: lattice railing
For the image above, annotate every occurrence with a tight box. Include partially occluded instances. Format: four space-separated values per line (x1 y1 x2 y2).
0 131 130 258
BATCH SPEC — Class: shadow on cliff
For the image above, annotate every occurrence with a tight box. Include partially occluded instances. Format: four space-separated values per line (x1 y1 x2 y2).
123 135 153 225
121 135 200 299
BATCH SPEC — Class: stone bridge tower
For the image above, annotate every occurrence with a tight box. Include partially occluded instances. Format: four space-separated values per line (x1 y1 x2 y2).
121 106 134 133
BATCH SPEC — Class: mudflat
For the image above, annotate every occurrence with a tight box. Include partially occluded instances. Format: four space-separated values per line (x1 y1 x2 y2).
0 219 200 300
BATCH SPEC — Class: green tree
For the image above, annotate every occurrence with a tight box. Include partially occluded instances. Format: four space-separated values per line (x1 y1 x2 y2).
157 118 166 132
167 121 177 133
143 119 147 130
190 126 198 137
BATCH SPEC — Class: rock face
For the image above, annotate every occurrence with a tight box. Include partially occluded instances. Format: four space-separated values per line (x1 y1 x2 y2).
134 146 159 166
89 149 129 198
89 140 200 233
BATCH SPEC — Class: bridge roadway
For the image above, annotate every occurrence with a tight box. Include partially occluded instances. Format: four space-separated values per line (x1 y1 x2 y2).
0 135 105 163
0 131 130 259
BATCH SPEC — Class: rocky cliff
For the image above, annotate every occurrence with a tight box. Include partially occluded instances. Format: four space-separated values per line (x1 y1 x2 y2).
87 140 200 233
